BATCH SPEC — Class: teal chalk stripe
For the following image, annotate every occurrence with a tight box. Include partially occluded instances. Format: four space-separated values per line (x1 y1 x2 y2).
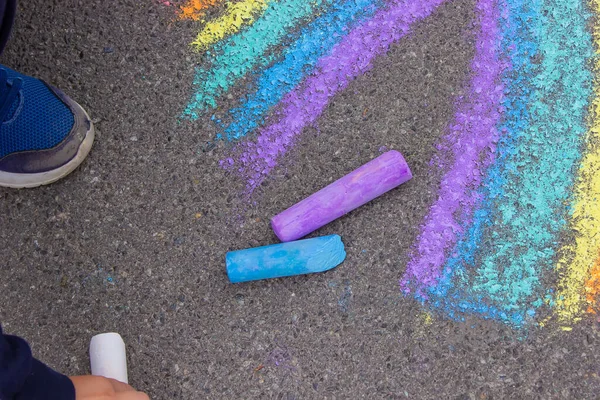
432 0 593 327
182 0 334 120
222 0 381 141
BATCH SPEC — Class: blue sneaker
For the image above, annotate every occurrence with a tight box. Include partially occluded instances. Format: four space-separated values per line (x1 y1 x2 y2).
0 65 94 188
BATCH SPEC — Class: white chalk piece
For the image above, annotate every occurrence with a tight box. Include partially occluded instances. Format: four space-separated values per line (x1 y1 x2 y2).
89 332 128 384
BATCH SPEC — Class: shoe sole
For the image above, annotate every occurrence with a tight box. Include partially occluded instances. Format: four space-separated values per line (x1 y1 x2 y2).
0 103 95 189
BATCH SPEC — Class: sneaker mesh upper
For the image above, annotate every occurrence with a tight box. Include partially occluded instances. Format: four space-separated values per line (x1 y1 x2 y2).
0 66 74 159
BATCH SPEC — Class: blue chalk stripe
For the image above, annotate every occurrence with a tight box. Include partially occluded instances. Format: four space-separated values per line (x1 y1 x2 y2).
221 0 381 141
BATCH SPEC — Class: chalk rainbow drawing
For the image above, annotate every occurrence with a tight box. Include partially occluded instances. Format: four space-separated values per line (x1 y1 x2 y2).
401 0 599 330
166 0 600 330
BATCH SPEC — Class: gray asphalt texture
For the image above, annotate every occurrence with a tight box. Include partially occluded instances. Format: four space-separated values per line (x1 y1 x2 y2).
1 0 599 399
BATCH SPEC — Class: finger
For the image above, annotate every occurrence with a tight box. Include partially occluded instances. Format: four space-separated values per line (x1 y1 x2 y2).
116 391 150 400
70 375 116 397
108 378 136 392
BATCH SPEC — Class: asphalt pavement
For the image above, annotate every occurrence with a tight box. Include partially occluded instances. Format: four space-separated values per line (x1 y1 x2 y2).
1 0 599 399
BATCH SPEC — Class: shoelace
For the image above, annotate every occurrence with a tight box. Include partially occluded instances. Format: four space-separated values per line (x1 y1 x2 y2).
0 68 22 123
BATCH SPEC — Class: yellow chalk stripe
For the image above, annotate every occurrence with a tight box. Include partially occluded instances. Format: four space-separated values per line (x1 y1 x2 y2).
191 0 270 51
554 0 600 324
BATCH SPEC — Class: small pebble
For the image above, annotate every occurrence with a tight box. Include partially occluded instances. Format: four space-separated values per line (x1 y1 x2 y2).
202 142 216 153
235 294 245 305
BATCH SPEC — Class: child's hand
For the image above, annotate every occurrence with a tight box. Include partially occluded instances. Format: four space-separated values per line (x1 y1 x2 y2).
70 375 149 400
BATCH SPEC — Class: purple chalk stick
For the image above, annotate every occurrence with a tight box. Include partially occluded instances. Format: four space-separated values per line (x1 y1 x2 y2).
271 150 412 242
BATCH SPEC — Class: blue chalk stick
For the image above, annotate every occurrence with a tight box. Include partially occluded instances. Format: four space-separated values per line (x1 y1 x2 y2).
226 235 346 283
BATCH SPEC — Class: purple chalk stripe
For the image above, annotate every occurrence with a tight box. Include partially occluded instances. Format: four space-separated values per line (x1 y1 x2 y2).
226 0 448 194
272 151 412 242
400 0 506 293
